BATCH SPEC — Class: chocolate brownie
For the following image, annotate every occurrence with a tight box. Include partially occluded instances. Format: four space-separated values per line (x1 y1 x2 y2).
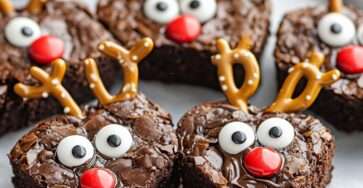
275 0 363 131
177 102 335 188
0 0 117 135
9 94 178 188
97 0 271 88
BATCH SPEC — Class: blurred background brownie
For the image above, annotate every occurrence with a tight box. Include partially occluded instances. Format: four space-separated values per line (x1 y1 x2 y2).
0 0 117 135
275 0 363 132
97 0 271 88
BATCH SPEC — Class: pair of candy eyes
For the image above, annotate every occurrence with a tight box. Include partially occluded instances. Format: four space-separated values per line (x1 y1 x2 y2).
144 0 217 24
318 13 363 47
56 124 133 168
218 118 295 155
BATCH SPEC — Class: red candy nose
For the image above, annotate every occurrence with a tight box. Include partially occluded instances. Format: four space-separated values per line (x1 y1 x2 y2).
166 15 201 44
29 35 64 65
243 147 283 178
80 168 117 188
336 45 363 74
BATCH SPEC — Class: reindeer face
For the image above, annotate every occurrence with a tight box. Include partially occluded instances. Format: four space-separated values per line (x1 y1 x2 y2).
10 94 177 188
177 102 334 187
0 0 111 67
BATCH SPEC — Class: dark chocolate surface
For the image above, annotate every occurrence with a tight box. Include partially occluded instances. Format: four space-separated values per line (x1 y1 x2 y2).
275 5 363 131
0 0 117 135
9 94 178 188
177 101 335 188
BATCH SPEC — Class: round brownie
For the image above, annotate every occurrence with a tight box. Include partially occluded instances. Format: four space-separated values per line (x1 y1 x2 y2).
177 101 335 188
9 94 178 188
0 0 117 135
275 2 363 131
97 0 271 88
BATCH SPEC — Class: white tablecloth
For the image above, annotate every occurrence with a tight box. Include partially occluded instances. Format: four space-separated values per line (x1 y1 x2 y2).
0 0 362 187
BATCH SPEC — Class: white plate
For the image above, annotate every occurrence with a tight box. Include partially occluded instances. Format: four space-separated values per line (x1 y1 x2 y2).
0 0 362 187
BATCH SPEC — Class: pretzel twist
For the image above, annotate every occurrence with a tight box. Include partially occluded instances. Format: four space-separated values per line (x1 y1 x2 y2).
0 0 14 15
329 0 343 12
212 37 260 112
85 38 154 105
266 51 341 113
14 59 83 118
26 0 47 14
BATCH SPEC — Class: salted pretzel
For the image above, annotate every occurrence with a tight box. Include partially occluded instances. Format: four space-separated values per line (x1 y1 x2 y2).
329 0 343 12
0 0 47 15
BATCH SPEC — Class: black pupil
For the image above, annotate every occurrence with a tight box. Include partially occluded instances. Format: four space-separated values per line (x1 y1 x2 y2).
71 145 87 159
269 127 283 138
189 0 200 9
330 23 343 34
107 135 122 147
156 2 168 11
21 26 33 37
232 131 247 144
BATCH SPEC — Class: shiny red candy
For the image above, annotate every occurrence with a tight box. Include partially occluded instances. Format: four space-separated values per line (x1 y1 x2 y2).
80 168 116 188
336 45 363 74
243 147 283 178
29 35 64 65
166 15 201 44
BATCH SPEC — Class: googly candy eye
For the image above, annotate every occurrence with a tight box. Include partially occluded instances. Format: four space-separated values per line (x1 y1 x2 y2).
95 124 133 158
179 0 217 23
143 0 180 24
218 122 255 155
256 118 295 149
318 13 356 47
56 135 94 167
5 17 41 47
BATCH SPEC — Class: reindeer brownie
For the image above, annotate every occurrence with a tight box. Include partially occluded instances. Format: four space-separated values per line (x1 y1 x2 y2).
97 0 271 88
9 38 178 188
177 39 340 187
275 0 363 132
0 0 116 135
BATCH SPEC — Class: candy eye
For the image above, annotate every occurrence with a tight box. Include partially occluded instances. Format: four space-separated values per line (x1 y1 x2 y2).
143 0 179 24
95 124 133 158
180 0 217 23
4 17 41 47
56 135 94 167
218 122 255 155
318 13 356 47
256 118 295 149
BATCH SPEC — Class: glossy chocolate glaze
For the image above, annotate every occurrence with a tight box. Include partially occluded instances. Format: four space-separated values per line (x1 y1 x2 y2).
9 94 178 188
177 101 335 188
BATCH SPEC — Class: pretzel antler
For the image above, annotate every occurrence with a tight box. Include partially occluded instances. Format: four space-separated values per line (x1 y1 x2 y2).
211 37 260 112
85 38 154 105
0 0 14 15
266 51 341 113
329 0 343 12
14 59 83 118
26 0 47 14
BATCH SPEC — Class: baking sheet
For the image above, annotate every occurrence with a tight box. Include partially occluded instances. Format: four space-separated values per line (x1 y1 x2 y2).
0 0 362 187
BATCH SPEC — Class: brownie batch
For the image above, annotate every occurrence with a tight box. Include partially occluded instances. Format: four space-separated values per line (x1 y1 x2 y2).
0 0 359 187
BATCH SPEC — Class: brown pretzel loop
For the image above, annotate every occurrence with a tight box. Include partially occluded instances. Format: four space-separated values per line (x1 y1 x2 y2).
0 0 14 15
266 51 341 113
14 59 83 118
212 37 260 112
85 38 154 105
329 0 343 12
26 0 47 14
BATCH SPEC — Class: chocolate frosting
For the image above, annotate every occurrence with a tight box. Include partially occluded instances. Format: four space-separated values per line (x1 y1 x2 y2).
177 101 335 188
9 94 178 187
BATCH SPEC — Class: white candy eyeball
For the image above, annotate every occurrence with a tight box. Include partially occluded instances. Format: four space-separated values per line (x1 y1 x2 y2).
218 122 255 155
318 13 356 47
56 135 94 167
143 0 180 24
4 17 41 47
180 0 217 23
95 124 133 158
256 118 295 149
